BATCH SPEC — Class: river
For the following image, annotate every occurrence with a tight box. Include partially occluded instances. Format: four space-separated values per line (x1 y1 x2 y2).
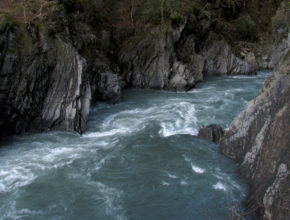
0 71 271 220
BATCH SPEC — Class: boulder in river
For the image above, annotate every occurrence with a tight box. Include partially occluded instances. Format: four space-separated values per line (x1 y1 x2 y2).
198 124 224 143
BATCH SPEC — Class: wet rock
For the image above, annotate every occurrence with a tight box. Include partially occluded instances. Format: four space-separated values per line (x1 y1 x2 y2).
198 124 224 143
168 73 188 91
220 57 290 219
201 32 256 76
168 60 201 91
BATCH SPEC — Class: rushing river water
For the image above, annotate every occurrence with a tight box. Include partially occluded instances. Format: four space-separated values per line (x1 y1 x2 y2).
0 71 271 220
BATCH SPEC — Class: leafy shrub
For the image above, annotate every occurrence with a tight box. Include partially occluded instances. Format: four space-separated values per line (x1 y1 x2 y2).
236 16 258 41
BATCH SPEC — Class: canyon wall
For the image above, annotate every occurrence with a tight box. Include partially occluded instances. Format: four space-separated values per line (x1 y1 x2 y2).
220 55 289 219
220 2 289 218
0 0 287 137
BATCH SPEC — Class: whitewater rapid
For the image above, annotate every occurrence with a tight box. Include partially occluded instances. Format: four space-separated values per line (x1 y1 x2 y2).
0 71 271 220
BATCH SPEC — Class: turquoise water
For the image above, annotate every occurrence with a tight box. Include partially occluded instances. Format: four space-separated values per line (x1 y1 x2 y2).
0 71 271 219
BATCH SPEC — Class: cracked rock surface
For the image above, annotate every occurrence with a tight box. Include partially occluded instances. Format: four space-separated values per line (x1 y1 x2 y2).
220 58 290 219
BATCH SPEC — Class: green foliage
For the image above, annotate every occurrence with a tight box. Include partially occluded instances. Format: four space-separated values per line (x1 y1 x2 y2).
0 10 16 32
236 16 258 41
142 0 206 27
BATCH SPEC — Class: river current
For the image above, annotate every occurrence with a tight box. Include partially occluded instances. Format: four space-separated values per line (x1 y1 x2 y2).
0 71 271 220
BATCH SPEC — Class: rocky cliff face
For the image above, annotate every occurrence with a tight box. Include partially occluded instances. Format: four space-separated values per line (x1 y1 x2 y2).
0 18 260 137
220 58 290 219
241 0 290 71
118 27 255 91
0 25 91 136
201 32 255 75
4 0 286 137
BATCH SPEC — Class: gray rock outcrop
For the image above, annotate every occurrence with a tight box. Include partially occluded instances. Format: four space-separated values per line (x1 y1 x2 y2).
119 28 256 92
270 0 290 69
244 52 259 70
201 32 256 76
119 26 188 90
243 0 289 71
198 124 224 143
0 26 92 136
220 58 290 219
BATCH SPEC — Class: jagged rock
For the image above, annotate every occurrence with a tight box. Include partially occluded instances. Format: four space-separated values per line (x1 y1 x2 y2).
201 32 256 75
90 55 122 104
254 0 290 70
271 31 290 68
168 73 188 91
169 35 205 91
220 58 290 219
270 0 290 68
168 61 195 91
245 52 259 70
256 53 274 69
0 27 91 136
198 124 224 143
96 72 121 104
119 27 182 90
36 38 91 133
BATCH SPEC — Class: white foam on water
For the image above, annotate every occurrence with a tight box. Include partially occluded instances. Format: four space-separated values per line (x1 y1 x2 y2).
168 174 178 179
180 180 188 186
158 102 198 137
0 200 44 219
91 100 199 138
188 86 216 93
162 181 170 186
92 182 126 220
83 129 128 138
191 164 205 174
213 182 227 191
0 167 36 193
0 141 99 193
214 170 242 191
94 153 117 171
183 155 191 163
229 75 255 79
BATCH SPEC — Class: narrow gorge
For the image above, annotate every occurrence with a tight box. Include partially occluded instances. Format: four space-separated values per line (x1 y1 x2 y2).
0 0 289 219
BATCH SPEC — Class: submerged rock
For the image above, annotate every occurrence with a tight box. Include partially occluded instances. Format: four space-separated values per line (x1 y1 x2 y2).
198 124 224 143
220 57 290 219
